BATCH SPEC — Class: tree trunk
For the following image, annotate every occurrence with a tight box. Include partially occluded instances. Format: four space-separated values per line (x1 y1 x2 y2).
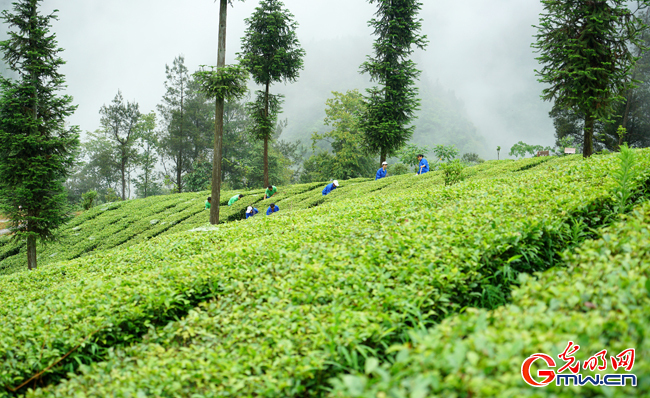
583 115 595 158
178 77 185 194
121 159 126 200
263 82 270 187
620 46 642 148
210 0 228 225
620 93 634 149
27 234 36 270
177 149 182 194
380 149 387 166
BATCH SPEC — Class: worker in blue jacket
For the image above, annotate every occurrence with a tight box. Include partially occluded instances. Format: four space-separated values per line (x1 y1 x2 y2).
376 161 388 180
417 154 430 175
245 206 259 219
266 203 279 216
322 180 339 196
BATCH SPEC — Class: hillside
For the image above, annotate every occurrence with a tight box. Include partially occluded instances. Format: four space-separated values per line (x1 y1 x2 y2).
0 151 649 397
0 180 362 276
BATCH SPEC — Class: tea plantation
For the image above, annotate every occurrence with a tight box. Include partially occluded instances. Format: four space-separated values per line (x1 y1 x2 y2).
0 151 649 397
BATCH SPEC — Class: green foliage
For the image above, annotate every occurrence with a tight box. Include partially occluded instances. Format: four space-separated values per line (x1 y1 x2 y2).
360 0 428 161
509 141 552 159
66 130 121 204
183 158 212 192
395 143 429 168
616 125 628 146
245 90 284 142
242 139 295 187
432 144 459 162
133 112 163 198
81 191 98 211
557 134 576 151
104 188 121 204
193 64 249 102
387 162 409 176
100 90 141 199
238 0 305 88
612 143 639 214
238 0 305 186
158 56 219 194
440 159 465 186
549 104 606 153
0 0 80 269
534 0 650 156
329 200 650 398
460 152 484 165
308 90 376 180
1 152 649 396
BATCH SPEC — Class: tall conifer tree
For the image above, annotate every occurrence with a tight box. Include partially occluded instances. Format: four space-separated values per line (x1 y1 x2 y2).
238 0 305 187
361 0 427 165
0 0 79 270
534 0 650 157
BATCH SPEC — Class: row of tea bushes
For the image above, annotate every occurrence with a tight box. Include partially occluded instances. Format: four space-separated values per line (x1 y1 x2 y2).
0 158 549 275
17 150 650 397
0 192 202 275
0 183 328 275
329 200 650 398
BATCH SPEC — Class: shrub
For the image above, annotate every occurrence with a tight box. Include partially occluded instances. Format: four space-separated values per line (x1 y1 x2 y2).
387 162 410 176
80 191 98 211
461 152 484 164
440 159 465 186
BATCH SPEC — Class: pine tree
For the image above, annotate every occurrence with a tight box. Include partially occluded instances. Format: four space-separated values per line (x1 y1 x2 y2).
534 0 650 157
0 0 80 270
360 0 428 165
238 0 305 187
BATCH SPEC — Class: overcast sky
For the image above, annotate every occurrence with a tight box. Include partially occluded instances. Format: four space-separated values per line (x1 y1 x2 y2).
5 0 555 157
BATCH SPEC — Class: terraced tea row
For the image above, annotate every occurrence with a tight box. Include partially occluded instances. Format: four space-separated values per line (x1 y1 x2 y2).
0 182 334 275
1 151 646 397
329 200 650 398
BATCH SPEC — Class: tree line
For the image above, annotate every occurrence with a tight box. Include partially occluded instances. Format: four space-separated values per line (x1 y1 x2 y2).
65 55 305 205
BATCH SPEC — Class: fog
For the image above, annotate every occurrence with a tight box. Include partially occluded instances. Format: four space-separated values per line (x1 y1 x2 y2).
2 0 555 159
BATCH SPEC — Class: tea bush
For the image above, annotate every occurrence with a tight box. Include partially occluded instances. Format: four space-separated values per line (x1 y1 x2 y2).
329 200 650 398
1 151 646 397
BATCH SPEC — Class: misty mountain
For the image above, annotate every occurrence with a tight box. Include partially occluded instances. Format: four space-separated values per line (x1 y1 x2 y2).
270 36 487 157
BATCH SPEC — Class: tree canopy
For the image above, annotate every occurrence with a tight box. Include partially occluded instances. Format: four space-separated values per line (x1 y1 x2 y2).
360 0 428 164
534 0 650 157
238 0 305 187
0 0 80 269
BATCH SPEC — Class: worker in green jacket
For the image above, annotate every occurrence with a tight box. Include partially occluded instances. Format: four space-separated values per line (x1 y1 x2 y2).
228 194 244 206
205 197 211 210
264 185 278 199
